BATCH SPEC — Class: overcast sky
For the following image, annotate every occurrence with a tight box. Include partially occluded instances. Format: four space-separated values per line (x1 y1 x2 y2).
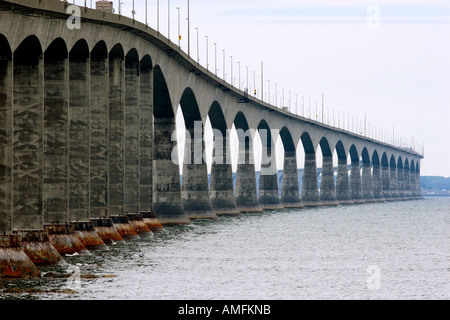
82 0 450 177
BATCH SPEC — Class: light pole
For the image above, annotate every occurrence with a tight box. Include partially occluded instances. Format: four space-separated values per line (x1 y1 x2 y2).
157 0 159 31
187 0 190 57
177 7 180 47
132 0 135 20
145 0 148 25
238 62 241 90
195 27 199 63
222 50 226 81
230 56 233 86
168 0 170 41
214 43 217 76
205 36 209 71
253 71 256 97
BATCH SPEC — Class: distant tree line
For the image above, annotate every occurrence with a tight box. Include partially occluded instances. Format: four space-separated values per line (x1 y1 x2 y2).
421 176 450 190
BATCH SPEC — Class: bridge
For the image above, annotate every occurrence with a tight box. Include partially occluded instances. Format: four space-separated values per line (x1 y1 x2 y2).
0 0 424 277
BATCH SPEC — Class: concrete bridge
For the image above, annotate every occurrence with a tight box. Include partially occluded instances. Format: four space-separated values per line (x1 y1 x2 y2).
0 0 423 277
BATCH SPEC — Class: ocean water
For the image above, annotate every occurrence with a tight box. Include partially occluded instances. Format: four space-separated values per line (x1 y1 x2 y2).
1 197 449 300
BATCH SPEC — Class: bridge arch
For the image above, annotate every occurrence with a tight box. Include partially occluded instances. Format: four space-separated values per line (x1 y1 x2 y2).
279 127 302 207
178 87 216 220
349 145 364 203
335 140 352 203
361 148 374 201
257 120 282 209
301 132 320 206
233 111 261 212
319 137 338 205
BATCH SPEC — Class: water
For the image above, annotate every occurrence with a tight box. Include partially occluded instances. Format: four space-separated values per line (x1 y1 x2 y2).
1 198 449 300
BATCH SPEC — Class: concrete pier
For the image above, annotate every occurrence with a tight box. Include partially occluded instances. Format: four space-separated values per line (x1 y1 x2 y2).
390 162 400 199
44 223 90 256
111 215 139 240
71 221 108 251
362 162 376 202
125 213 153 237
382 163 393 201
0 235 41 278
350 160 365 204
320 155 339 206
141 211 165 233
372 162 385 202
336 158 353 204
302 153 321 207
281 151 303 208
13 230 65 266
91 218 124 244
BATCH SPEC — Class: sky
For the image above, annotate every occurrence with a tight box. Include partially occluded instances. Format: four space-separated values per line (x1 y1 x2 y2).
79 0 450 177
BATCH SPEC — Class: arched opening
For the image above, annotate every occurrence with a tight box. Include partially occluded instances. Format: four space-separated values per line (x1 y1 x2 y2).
349 145 364 203
280 127 302 207
233 111 261 212
0 34 13 233
301 132 320 206
335 141 352 203
207 101 239 215
371 150 384 200
178 88 216 220
319 137 337 205
13 35 44 230
257 120 282 209
153 65 190 225
390 155 399 198
361 148 374 201
44 38 70 224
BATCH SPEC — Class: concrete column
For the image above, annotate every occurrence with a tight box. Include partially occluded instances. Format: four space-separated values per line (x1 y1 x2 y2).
320 155 338 205
409 168 417 199
281 150 303 208
302 153 321 206
69 52 90 221
336 158 352 204
362 163 375 202
397 166 406 200
124 58 139 213
209 130 240 215
108 56 125 215
139 65 153 212
258 132 283 210
235 137 263 212
43 52 69 224
372 163 385 201
181 124 217 220
12 50 44 230
416 169 423 199
0 55 13 233
403 166 412 199
350 161 365 203
89 53 109 218
153 116 191 225
382 164 393 201
390 164 399 199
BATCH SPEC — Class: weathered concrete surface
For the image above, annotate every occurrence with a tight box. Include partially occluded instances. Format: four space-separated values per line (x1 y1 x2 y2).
372 163 385 202
320 155 339 206
281 152 303 208
336 159 353 204
71 221 108 251
111 215 140 240
390 165 400 199
350 161 365 204
382 164 393 201
44 224 90 256
362 163 376 202
68 52 90 221
141 211 165 232
13 229 65 266
125 213 153 237
0 235 41 278
0 55 12 233
302 153 321 207
91 218 124 244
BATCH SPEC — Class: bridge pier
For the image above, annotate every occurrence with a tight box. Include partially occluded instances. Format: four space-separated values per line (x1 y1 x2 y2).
182 125 218 220
390 163 400 199
397 165 407 201
302 153 322 207
362 163 376 202
320 155 339 206
336 158 353 204
281 151 304 208
91 218 124 245
210 162 241 215
0 235 41 278
382 163 393 201
258 128 283 210
372 162 385 202
350 160 365 204
403 163 413 200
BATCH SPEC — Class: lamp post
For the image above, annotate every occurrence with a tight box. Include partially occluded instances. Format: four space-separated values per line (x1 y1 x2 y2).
187 0 190 57
195 27 199 63
177 7 180 47
168 0 170 40
214 43 217 76
205 36 209 71
222 50 226 81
